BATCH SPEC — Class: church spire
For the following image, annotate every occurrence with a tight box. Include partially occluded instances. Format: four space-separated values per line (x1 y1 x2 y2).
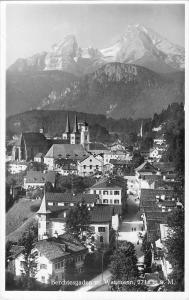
37 190 51 214
65 113 71 133
72 114 79 133
140 121 143 138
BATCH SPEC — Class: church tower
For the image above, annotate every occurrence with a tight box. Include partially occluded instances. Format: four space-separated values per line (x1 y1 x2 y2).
70 115 81 144
79 121 90 150
62 113 71 142
37 192 51 241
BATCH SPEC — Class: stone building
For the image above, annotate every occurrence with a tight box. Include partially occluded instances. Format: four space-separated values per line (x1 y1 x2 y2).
12 132 49 161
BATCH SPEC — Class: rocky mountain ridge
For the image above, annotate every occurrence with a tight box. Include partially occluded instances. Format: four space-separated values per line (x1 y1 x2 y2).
8 25 184 75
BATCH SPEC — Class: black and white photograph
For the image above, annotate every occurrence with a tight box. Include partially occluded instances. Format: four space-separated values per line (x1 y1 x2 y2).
0 0 188 297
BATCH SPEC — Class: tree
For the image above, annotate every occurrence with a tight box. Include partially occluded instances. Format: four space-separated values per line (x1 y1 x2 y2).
152 113 160 128
44 181 54 192
6 240 14 268
28 161 47 172
55 175 96 194
129 132 138 145
17 224 38 289
141 233 152 272
110 241 138 290
66 200 91 241
132 151 144 168
164 208 184 291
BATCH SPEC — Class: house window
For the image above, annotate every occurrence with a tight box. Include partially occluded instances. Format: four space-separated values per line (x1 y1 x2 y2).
91 236 95 242
110 191 113 195
100 236 104 243
98 227 105 232
90 159 92 162
53 202 58 206
99 190 101 195
114 191 120 195
110 199 112 204
103 191 108 195
96 165 99 169
103 199 108 204
114 200 119 204
94 190 96 194
84 165 86 169
20 261 25 268
40 264 47 269
61 261 64 268
90 165 92 169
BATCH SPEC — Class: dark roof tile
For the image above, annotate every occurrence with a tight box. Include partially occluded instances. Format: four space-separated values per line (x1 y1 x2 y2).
90 206 113 223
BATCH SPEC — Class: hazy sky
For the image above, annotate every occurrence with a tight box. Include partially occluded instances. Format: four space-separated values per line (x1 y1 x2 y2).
6 3 185 67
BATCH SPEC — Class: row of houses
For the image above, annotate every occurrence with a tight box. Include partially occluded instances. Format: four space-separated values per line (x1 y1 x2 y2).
8 234 88 284
8 144 132 177
139 182 183 279
8 184 121 284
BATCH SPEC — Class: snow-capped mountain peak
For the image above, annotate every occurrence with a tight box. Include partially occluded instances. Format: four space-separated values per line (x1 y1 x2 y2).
100 24 184 72
8 24 184 75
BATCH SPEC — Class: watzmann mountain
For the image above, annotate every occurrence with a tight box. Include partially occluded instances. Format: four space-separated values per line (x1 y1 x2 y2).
7 25 185 118
8 24 184 75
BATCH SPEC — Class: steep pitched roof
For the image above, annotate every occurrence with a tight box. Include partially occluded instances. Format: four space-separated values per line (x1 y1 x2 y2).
65 113 71 133
25 170 56 184
36 234 87 261
90 206 113 223
89 143 109 151
140 189 175 203
72 115 79 133
45 144 88 159
35 240 70 261
37 193 51 214
135 161 158 173
8 245 25 259
153 162 176 173
45 192 98 204
22 132 47 146
90 179 122 190
110 159 132 165
79 154 102 164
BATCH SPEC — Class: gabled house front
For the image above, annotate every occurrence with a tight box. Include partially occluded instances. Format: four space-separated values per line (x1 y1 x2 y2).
77 154 103 176
89 180 122 205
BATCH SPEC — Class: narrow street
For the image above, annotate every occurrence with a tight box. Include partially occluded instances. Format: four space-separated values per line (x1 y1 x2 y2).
77 194 144 292
118 194 144 263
